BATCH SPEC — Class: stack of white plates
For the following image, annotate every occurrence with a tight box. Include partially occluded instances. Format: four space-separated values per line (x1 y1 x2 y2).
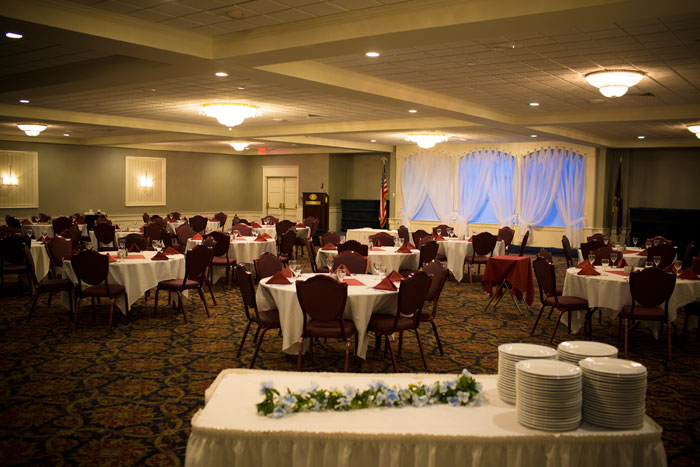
497 343 556 404
580 357 647 429
515 359 582 432
557 341 618 365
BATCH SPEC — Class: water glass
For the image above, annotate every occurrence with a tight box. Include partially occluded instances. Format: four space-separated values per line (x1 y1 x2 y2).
436 228 442 237
653 255 661 268
397 238 404 248
119 238 126 249
601 259 609 270
610 252 618 266
632 237 638 247
645 261 653 268
152 240 159 251
337 267 346 282
588 253 595 264
232 229 240 238
673 258 682 274
372 262 381 276
653 239 660 247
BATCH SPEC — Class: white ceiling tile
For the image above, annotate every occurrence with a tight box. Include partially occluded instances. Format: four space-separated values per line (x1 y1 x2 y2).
160 16 202 28
150 2 201 16
129 9 174 21
297 2 347 16
267 8 314 21
242 14 285 26
235 0 288 15
329 0 380 10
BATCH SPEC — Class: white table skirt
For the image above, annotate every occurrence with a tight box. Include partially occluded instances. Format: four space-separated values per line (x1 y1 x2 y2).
256 273 398 358
439 239 505 282
187 237 276 284
346 228 398 245
30 241 51 280
316 246 419 273
62 250 186 314
577 248 647 268
185 369 666 467
562 267 700 333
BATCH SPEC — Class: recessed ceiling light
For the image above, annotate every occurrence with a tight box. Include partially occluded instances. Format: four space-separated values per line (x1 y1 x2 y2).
64 133 70 137
215 72 228 77
273 118 283 121
637 135 645 139
370 139 376 143
365 52 380 57
19 99 29 104
530 134 538 138
237 87 245 90
5 32 22 39
529 102 540 107
408 109 417 113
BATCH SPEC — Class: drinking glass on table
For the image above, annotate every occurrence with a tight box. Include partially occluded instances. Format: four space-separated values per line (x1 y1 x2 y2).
436 228 442 237
336 267 346 282
653 239 660 247
588 253 595 264
645 241 652 249
673 257 682 275
232 229 240 239
653 255 661 268
632 237 638 247
601 259 609 271
610 251 618 267
152 240 160 252
372 261 382 276
293 262 302 278
397 237 404 248
645 261 653 268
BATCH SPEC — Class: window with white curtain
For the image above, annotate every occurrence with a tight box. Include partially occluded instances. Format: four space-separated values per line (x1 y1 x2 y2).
402 151 454 227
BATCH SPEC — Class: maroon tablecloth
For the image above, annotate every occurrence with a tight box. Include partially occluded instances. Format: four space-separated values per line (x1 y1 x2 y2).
481 255 534 306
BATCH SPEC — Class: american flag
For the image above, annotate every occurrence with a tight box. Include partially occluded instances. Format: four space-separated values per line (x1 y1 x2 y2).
379 159 388 227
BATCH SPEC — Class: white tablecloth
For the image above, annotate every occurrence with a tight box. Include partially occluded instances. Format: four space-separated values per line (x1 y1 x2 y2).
439 239 506 282
21 223 87 239
562 266 700 333
185 369 666 467
30 241 51 280
88 229 142 248
256 273 398 358
205 220 221 233
62 250 186 314
577 248 647 268
187 236 276 284
251 225 276 238
316 246 419 273
345 228 398 245
166 221 185 235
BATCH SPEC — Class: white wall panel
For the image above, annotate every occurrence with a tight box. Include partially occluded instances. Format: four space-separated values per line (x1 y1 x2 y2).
125 156 166 206
0 150 38 208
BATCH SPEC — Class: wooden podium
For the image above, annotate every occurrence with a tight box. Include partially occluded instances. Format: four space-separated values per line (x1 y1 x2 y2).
302 192 329 231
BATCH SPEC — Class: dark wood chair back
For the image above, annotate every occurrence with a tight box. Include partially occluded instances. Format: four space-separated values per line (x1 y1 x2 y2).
332 251 369 274
296 275 350 339
254 252 283 280
189 215 207 234
321 231 340 246
498 226 515 253
338 240 368 256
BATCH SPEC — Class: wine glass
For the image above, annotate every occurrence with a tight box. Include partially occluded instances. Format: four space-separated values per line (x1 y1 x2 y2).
336 267 346 282
632 237 638 247
653 239 660 247
610 251 618 267
289 259 297 274
653 255 661 268
603 236 609 245
232 229 240 239
397 237 404 248
588 253 595 265
436 228 442 237
447 227 454 237
645 241 651 249
673 257 682 274
293 261 302 278
372 261 382 276
601 259 609 271
645 261 653 268
152 240 160 251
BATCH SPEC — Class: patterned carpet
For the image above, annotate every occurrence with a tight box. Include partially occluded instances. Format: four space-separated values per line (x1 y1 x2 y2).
0 255 698 466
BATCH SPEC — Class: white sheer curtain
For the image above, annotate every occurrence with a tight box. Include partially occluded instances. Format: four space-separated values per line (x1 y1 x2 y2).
555 151 586 246
456 150 494 237
426 153 456 225
400 153 430 230
518 148 564 235
488 152 516 227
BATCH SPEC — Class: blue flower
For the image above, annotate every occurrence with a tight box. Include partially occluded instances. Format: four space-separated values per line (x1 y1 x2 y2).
412 394 428 407
429 382 439 396
281 395 296 410
386 389 399 404
446 380 457 390
310 399 321 411
270 406 287 418
375 392 385 405
344 385 357 398
457 391 471 404
448 396 459 406
369 380 386 391
260 381 274 395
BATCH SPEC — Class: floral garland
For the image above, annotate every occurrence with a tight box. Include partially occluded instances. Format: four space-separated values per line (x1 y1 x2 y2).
257 369 482 418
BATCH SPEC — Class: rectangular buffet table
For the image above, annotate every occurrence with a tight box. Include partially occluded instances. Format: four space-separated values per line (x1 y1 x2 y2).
185 369 666 467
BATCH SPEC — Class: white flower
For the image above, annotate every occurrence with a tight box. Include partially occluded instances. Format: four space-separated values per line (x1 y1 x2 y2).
412 394 428 407
457 391 471 404
310 399 321 411
281 395 296 410
446 380 457 390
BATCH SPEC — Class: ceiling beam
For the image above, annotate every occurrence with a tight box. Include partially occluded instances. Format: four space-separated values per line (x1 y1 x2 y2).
259 135 393 152
516 105 700 125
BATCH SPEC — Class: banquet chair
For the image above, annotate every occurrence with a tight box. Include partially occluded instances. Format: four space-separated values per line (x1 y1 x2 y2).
587 233 606 244
278 229 297 266
592 246 613 266
254 252 283 281
537 248 553 263
276 219 294 235
368 271 431 372
24 244 74 322
331 251 369 274
498 226 516 254
681 301 700 349
169 211 182 220
1 234 31 292
176 224 196 253
646 236 672 246
296 275 355 372
692 257 700 274
681 241 695 269
62 225 82 251
124 234 148 252
531 257 592 344
235 265 281 368
646 244 676 269
5 215 21 229
305 238 328 273
400 241 438 277
153 245 214 323
51 216 73 236
303 215 317 229
562 235 575 268
0 225 20 239
517 230 530 256
261 215 278 225
466 232 497 284
418 260 448 355
432 224 451 236
230 222 252 237
71 249 126 331
398 225 411 246
206 231 235 288
369 232 395 247
579 240 603 260
93 223 117 251
619 267 676 361
338 240 368 256
94 216 112 226
142 213 150 224
320 231 341 247
144 223 164 246
189 215 207 234
38 213 51 223
45 236 72 279
214 212 227 230
412 229 431 248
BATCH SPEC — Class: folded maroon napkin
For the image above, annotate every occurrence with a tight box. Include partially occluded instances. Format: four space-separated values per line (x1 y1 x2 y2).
267 271 292 285
333 264 351 275
679 269 700 280
209 217 217 221
168 218 178 223
192 233 203 240
21 219 32 225
151 251 169 261
343 278 365 286
615 258 628 268
373 276 397 291
251 222 262 228
76 217 85 224
371 247 385 252
386 270 404 282
260 233 272 240
254 235 267 242
281 266 294 278
664 264 677 274
577 264 601 276
322 243 337 250
575 259 591 269
296 222 305 228
164 246 180 255
637 249 648 256
396 243 414 253
108 255 118 263
128 243 140 252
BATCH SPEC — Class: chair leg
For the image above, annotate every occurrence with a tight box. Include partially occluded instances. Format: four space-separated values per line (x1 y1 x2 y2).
47 291 53 306
397 331 403 359
682 311 689 349
250 327 270 369
297 337 304 370
73 297 81 330
253 326 261 343
415 328 429 371
197 287 210 317
547 307 554 319
176 291 187 323
206 281 217 306
344 338 351 372
27 290 41 321
153 288 160 315
67 289 74 318
108 301 115 331
386 335 398 372
623 318 629 358
237 321 253 358
468 264 472 284
549 310 564 344
667 320 673 362
531 305 546 335
430 320 444 355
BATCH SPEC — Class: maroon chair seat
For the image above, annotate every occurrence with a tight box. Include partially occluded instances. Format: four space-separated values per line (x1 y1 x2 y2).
71 249 126 331
368 315 414 333
24 245 75 322
235 265 281 368
81 283 126 297
157 278 199 289
306 320 356 337
543 295 588 309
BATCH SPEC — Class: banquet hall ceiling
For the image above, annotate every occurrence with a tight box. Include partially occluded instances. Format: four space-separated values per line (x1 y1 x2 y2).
0 0 699 154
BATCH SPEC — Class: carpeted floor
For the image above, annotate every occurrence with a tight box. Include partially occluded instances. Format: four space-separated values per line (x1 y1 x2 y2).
0 255 698 465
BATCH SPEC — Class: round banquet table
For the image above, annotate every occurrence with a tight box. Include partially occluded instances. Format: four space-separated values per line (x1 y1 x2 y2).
89 228 142 248
61 250 186 314
187 236 276 283
577 248 647 268
21 223 88 239
166 220 185 235
438 239 505 282
30 240 51 280
562 266 700 334
345 228 398 244
251 225 276 238
256 273 399 358
316 246 419 273
205 220 221 233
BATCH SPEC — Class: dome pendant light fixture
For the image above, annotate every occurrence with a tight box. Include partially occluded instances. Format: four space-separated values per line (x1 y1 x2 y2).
17 124 47 136
200 103 260 127
228 142 250 151
405 133 448 149
584 69 645 98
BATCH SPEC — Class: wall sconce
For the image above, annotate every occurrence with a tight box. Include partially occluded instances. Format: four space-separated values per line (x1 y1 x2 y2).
2 164 18 185
139 171 153 188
